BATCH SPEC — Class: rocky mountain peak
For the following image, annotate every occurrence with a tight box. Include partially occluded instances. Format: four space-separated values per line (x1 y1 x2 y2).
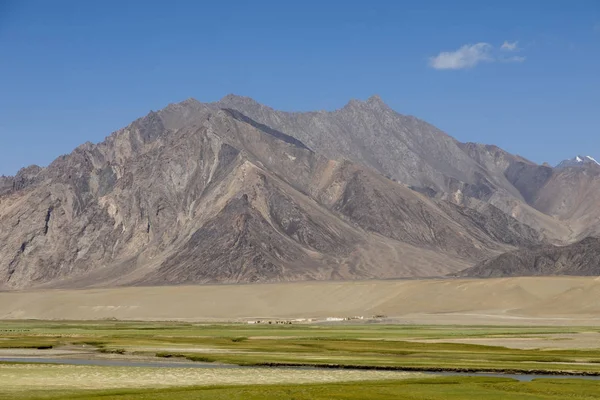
180 97 201 106
218 94 262 108
556 155 600 169
365 94 387 107
366 94 383 103
342 95 390 112
0 164 44 195
4 93 600 288
343 98 363 109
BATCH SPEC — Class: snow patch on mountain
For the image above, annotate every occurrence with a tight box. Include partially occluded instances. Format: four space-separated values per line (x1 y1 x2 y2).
556 155 600 168
585 156 600 165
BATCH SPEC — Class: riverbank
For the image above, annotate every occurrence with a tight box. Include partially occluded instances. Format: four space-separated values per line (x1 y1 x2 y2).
3 321 600 399
3 322 600 377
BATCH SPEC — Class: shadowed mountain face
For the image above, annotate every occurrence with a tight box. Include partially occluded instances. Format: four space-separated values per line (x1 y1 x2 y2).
0 95 598 288
456 237 600 278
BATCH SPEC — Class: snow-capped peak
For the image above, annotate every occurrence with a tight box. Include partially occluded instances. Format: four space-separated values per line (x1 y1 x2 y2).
556 155 600 168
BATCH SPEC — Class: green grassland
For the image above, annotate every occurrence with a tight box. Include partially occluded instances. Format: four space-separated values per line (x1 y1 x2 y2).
3 321 600 399
2 321 600 374
2 320 595 339
2 377 600 400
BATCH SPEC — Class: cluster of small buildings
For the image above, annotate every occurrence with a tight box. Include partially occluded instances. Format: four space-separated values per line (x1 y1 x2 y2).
326 316 364 322
245 315 383 324
246 318 315 324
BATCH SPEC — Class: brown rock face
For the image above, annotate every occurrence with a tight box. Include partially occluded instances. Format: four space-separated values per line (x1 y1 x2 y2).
0 97 548 289
213 95 580 241
215 95 494 196
5 95 600 287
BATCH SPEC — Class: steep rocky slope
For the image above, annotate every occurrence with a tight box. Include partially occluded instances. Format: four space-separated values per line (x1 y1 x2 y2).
534 165 600 221
0 100 544 289
451 144 571 241
212 95 574 241
502 159 600 240
457 237 600 277
153 94 595 241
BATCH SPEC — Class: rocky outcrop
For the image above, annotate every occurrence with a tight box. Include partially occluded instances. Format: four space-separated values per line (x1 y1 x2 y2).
456 237 600 277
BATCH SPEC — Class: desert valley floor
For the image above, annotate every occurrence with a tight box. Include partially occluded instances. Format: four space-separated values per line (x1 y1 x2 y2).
1 277 600 325
4 277 600 399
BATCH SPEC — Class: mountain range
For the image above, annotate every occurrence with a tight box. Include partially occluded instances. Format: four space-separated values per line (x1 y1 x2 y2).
1 95 598 289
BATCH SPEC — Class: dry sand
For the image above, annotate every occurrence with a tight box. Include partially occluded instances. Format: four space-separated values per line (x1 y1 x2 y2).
1 277 600 325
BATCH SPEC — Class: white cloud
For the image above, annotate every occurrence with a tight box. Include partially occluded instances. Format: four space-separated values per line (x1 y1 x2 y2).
501 41 519 51
429 41 527 70
429 43 493 70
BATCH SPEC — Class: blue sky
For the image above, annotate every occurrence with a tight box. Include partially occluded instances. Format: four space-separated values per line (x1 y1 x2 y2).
1 0 599 175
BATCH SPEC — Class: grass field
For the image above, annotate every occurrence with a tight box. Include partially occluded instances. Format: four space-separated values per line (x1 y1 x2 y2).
0 363 417 392
2 321 600 374
2 321 600 399
2 376 600 400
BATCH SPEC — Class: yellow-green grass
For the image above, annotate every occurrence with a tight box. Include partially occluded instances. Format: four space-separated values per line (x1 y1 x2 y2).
2 320 598 340
2 321 600 375
0 363 418 394
149 339 600 374
3 322 600 399
2 377 600 400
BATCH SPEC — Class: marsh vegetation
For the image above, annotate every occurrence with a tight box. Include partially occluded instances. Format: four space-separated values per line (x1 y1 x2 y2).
2 321 600 399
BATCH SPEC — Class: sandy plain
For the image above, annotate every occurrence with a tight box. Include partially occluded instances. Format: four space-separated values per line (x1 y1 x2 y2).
1 277 600 325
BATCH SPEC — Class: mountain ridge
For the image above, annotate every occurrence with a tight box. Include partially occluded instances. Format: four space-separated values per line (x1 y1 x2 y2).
1 94 598 288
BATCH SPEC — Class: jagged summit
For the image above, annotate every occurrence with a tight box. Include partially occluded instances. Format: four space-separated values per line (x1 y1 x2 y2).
366 94 384 103
342 95 389 110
